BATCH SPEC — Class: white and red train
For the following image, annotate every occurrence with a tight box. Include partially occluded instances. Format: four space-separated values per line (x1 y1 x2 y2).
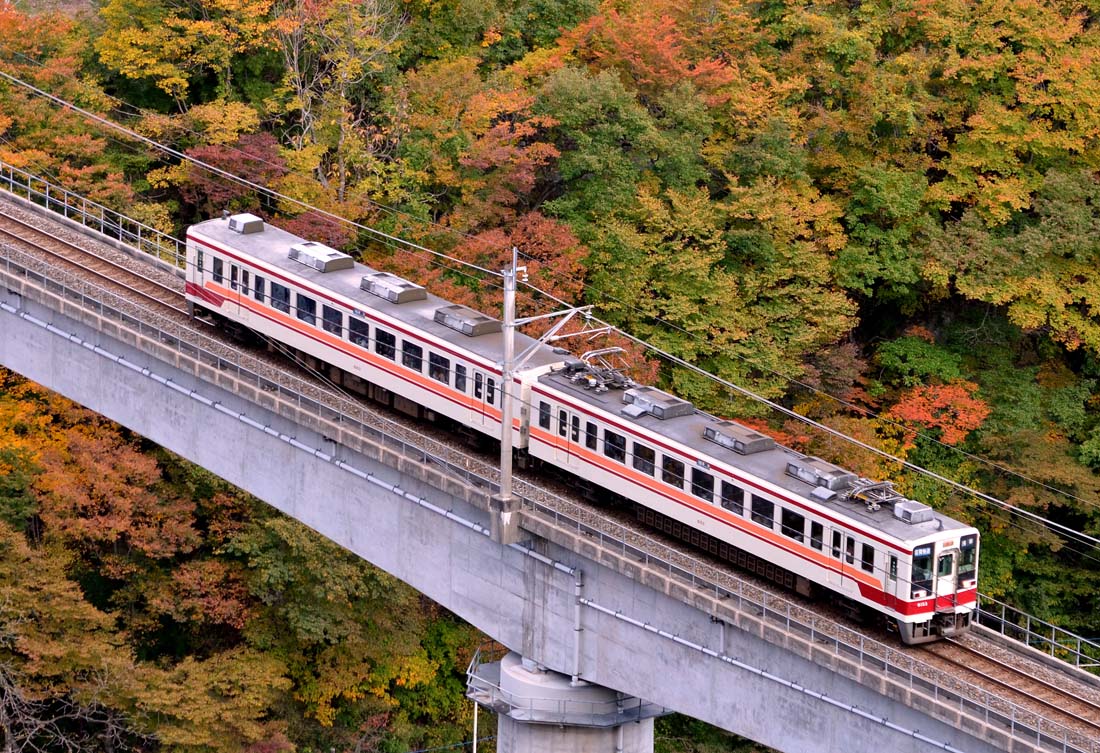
185 213 979 644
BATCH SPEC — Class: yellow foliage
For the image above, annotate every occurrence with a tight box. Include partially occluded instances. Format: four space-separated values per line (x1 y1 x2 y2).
187 101 261 144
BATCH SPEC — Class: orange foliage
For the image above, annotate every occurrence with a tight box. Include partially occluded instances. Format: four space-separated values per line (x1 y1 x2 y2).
885 380 991 448
560 2 734 105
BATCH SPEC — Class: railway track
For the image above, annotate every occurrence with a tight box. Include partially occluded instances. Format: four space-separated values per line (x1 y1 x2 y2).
922 636 1100 740
4 199 1100 752
0 211 188 317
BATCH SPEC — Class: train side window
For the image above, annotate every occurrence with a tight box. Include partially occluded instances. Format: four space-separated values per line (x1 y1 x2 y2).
402 341 423 371
197 250 204 272
558 410 568 437
604 430 626 462
831 531 842 558
253 276 265 302
538 401 551 429
781 508 804 542
429 353 450 383
810 521 823 550
297 294 317 325
454 364 467 392
861 544 875 573
348 317 368 346
212 257 224 283
889 555 898 581
633 444 655 476
474 373 483 399
720 482 743 514
751 495 774 528
270 282 290 313
486 378 496 404
661 456 685 488
845 536 855 565
585 422 598 450
324 306 344 336
230 265 239 291
691 468 714 502
375 328 396 359
571 416 580 442
241 270 249 293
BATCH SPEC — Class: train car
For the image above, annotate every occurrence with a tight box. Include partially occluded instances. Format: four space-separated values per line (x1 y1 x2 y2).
186 214 980 644
184 212 565 442
525 359 978 644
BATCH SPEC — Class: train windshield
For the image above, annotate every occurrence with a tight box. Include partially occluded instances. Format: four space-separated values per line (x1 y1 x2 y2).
957 534 977 584
911 545 933 595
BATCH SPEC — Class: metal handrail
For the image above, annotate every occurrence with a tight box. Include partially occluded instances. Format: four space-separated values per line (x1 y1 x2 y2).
0 161 185 268
1 248 1096 753
977 594 1100 670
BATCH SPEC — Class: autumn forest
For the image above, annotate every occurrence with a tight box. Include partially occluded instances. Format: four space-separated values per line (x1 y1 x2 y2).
2 0 1100 750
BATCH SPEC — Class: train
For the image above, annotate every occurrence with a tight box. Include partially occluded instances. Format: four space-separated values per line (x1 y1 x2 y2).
185 212 980 644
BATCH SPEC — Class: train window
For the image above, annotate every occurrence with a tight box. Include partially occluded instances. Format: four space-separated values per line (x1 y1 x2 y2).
958 535 977 585
861 544 875 573
197 250 204 272
297 294 317 325
402 341 423 371
604 430 627 462
324 306 344 336
810 521 823 550
889 556 898 581
429 353 450 383
912 546 933 595
937 553 954 578
486 378 496 404
720 482 743 514
212 257 224 283
538 402 551 429
230 265 239 291
474 373 483 399
270 283 291 313
454 364 467 392
571 416 580 442
241 270 249 293
585 422 598 450
296 294 316 324
558 410 568 437
751 495 774 528
254 276 265 302
691 469 714 502
662 456 685 488
781 508 804 542
845 537 855 565
375 329 396 359
633 444 655 476
348 317 368 347
831 531 842 558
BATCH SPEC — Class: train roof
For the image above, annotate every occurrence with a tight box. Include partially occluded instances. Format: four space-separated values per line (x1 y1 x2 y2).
536 366 976 546
189 214 566 373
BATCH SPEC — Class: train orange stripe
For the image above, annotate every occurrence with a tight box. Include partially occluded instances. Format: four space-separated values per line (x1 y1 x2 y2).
529 426 881 590
203 281 504 421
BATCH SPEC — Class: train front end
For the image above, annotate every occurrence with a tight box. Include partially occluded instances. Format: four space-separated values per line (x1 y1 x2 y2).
896 529 979 644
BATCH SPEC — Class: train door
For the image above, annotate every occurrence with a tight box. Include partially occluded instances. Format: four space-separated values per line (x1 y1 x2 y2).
826 528 844 588
933 546 960 603
553 408 571 463
472 371 499 431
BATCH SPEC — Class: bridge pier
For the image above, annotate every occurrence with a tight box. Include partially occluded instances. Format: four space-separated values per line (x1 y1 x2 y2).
468 651 661 753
